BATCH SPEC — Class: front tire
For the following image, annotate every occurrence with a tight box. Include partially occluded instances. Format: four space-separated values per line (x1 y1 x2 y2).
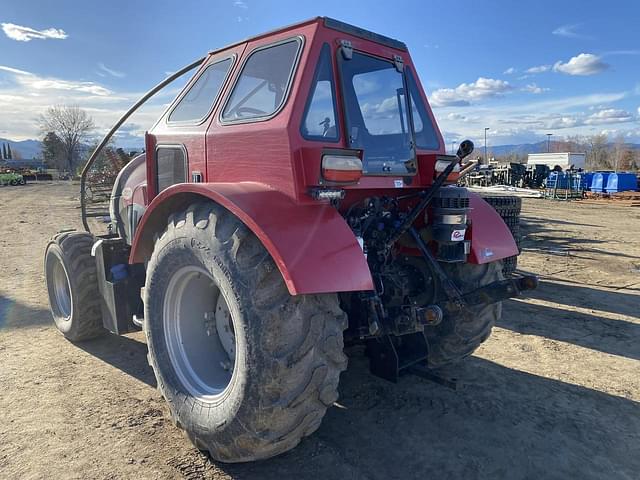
144 202 348 463
44 231 106 341
426 261 503 369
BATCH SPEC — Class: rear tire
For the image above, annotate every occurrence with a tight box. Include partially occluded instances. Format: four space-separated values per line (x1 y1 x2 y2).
144 202 348 463
426 261 503 369
44 231 106 341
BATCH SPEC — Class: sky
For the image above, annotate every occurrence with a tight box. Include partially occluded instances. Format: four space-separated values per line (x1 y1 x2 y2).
0 0 639 149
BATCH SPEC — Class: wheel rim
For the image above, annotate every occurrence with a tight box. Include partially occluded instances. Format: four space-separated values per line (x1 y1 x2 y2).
50 255 72 319
163 265 237 402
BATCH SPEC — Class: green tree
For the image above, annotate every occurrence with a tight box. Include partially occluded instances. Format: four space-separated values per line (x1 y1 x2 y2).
42 132 66 169
2 143 7 160
7 143 12 160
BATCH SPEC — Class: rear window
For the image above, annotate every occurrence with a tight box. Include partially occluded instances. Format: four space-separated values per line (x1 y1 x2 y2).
221 38 301 122
339 51 415 175
168 58 233 123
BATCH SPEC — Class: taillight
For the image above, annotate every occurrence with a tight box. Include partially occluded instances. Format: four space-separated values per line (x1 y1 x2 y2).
322 154 362 183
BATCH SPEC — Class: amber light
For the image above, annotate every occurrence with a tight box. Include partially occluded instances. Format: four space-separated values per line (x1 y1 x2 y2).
322 154 363 183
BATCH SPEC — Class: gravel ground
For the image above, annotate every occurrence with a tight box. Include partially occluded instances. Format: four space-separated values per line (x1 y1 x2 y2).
1 181 639 479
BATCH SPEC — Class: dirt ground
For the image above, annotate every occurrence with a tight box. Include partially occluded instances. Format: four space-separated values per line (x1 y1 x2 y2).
1 181 639 480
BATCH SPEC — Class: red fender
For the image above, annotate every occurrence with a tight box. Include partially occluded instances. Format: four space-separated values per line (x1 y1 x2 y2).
129 182 374 295
467 192 519 264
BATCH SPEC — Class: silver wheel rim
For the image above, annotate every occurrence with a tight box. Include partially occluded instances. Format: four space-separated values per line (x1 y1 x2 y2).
163 265 237 402
51 255 72 319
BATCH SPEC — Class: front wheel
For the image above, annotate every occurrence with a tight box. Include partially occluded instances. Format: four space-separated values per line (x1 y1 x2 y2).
44 231 106 341
425 261 503 369
144 202 348 462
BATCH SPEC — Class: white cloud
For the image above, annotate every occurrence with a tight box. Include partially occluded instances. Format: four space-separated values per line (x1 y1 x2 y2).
552 24 588 39
525 65 551 74
97 63 125 78
584 108 634 125
503 67 516 75
0 64 112 96
638 106 640 116
431 77 512 107
553 53 609 76
0 63 186 141
522 83 550 94
0 65 33 76
15 74 112 96
1 23 67 42
431 86 638 146
233 0 248 8
447 113 466 121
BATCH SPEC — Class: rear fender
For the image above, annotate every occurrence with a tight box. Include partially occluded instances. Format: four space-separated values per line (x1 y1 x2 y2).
129 182 374 295
467 192 519 264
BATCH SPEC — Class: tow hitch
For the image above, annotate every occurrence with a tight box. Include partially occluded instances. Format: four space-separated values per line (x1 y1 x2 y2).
444 274 539 314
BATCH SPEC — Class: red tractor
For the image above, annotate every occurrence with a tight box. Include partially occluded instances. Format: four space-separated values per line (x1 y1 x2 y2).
44 17 536 463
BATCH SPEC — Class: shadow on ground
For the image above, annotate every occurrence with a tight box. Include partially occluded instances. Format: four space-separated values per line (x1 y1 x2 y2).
519 216 640 261
497 281 640 361
163 354 640 480
0 294 51 330
76 332 157 388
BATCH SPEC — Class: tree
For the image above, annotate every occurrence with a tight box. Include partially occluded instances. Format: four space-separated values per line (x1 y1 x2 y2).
1 143 6 160
6 143 12 160
587 133 609 170
38 105 94 171
42 131 66 169
612 135 626 171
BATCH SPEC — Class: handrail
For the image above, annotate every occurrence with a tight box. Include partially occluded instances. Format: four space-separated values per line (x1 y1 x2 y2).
80 56 207 232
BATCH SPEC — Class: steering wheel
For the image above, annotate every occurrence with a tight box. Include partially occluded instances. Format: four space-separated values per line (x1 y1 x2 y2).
234 106 268 118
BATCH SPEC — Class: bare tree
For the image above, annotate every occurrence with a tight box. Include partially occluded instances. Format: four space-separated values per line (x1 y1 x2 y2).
587 133 609 170
612 134 626 172
39 106 94 172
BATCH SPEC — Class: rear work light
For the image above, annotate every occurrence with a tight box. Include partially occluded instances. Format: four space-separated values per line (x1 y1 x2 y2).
322 154 363 183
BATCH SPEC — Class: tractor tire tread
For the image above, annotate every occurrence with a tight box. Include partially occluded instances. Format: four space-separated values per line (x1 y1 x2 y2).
46 231 105 341
145 202 347 463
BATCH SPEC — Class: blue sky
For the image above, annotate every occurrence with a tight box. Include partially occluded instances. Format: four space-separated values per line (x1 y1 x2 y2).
0 0 638 148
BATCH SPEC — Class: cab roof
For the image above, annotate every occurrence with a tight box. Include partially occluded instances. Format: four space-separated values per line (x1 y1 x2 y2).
208 16 407 55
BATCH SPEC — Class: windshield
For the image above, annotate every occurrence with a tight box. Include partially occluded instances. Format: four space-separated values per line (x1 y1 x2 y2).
339 51 415 175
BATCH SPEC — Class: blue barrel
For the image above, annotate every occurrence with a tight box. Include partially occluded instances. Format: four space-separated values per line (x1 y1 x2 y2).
605 173 638 193
591 172 610 193
583 172 595 190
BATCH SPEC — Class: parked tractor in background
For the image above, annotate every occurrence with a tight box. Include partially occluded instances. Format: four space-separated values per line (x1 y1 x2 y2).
44 18 536 463
0 171 25 186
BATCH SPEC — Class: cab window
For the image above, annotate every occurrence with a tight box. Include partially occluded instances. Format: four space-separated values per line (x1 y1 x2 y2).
406 69 440 150
222 38 301 122
168 58 233 123
300 43 339 141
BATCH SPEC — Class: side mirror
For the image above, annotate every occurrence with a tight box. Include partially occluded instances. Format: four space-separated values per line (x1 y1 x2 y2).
456 140 474 160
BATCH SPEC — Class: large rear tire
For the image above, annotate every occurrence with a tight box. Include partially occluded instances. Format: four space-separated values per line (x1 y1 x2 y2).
426 261 503 369
144 202 348 463
44 231 106 341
